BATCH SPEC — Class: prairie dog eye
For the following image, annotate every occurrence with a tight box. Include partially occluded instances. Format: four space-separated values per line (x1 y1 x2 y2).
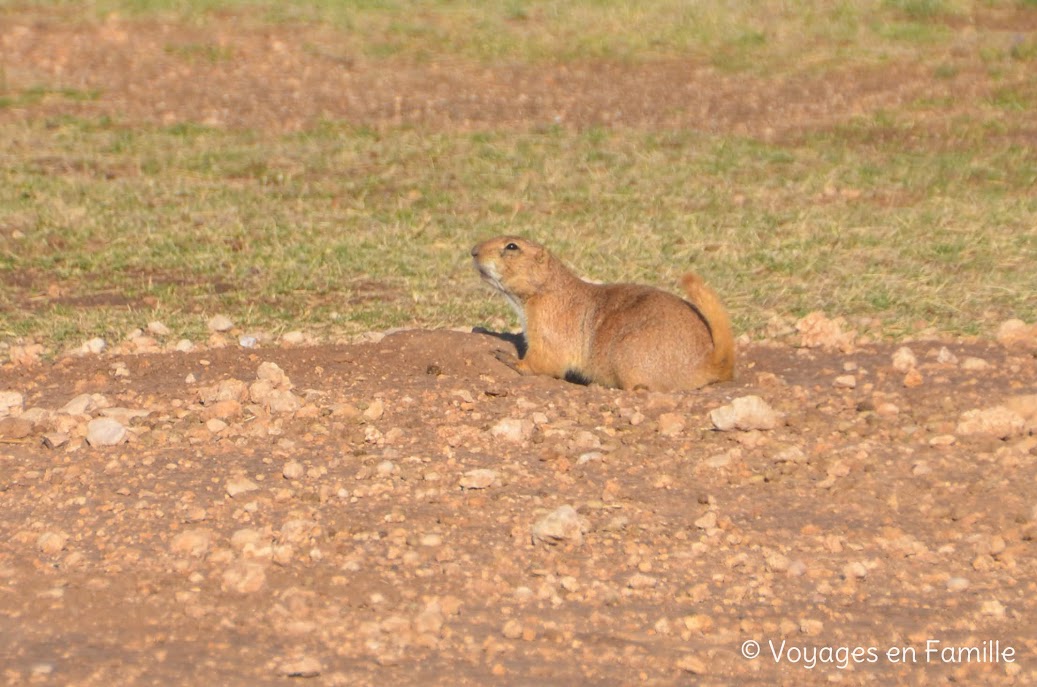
504 242 520 251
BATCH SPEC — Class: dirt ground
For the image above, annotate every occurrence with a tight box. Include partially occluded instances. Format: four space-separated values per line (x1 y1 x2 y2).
3 8 1033 140
2 7 1037 687
1 325 1035 686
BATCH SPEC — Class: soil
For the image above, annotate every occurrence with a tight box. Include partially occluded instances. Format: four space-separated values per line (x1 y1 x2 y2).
2 327 1036 686
2 7 1037 687
2 8 1032 142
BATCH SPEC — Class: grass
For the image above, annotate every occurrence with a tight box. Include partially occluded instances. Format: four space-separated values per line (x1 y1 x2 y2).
1 1 1036 353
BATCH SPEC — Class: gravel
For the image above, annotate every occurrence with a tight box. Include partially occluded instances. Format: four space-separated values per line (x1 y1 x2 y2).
1 327 1035 685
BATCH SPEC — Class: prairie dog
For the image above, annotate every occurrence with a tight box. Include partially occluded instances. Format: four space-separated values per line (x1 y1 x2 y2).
471 236 734 391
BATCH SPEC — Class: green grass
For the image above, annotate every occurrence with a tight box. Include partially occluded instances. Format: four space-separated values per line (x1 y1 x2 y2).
0 86 101 110
2 0 1036 353
2 116 1034 348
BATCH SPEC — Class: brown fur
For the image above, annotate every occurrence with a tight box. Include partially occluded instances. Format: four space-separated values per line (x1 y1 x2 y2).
471 236 735 391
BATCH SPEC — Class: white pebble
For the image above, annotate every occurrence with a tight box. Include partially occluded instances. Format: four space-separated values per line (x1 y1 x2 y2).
225 477 260 497
490 417 534 443
86 417 127 446
207 314 234 332
710 396 783 432
0 391 24 417
531 505 586 545
282 460 305 480
459 468 497 489
891 346 917 372
147 321 171 336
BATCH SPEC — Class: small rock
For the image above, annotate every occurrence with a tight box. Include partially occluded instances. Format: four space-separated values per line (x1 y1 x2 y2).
275 656 321 678
0 417 32 440
490 417 534 443
765 553 791 572
947 577 970 592
531 505 586 545
101 407 149 426
682 614 714 633
205 418 227 434
657 412 686 437
171 528 213 558
8 343 44 366
147 321 171 336
257 361 291 385
282 461 305 480
800 619 824 636
86 418 127 447
82 337 107 355
36 531 68 555
795 312 856 351
230 528 270 554
704 452 732 468
226 476 260 498
42 432 69 449
414 600 445 635
204 399 243 421
175 339 195 353
459 468 498 489
502 619 523 639
891 346 917 372
208 314 234 332
980 599 1006 619
627 573 659 589
239 335 258 349
997 318 1037 351
962 357 991 371
833 374 856 389
282 331 307 345
0 390 24 417
956 407 1025 439
843 561 868 579
221 560 266 594
577 451 604 465
876 402 900 416
676 655 708 675
62 393 98 416
266 389 302 414
1005 395 1037 431
710 395 783 432
694 511 718 530
331 403 360 419
572 430 600 450
902 369 924 388
363 399 384 421
280 519 322 545
248 380 276 404
936 347 958 364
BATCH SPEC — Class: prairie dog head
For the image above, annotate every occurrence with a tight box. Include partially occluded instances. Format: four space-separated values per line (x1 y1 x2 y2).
470 236 557 300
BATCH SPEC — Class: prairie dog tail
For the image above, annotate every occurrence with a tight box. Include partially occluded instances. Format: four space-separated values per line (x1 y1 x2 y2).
680 273 735 381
